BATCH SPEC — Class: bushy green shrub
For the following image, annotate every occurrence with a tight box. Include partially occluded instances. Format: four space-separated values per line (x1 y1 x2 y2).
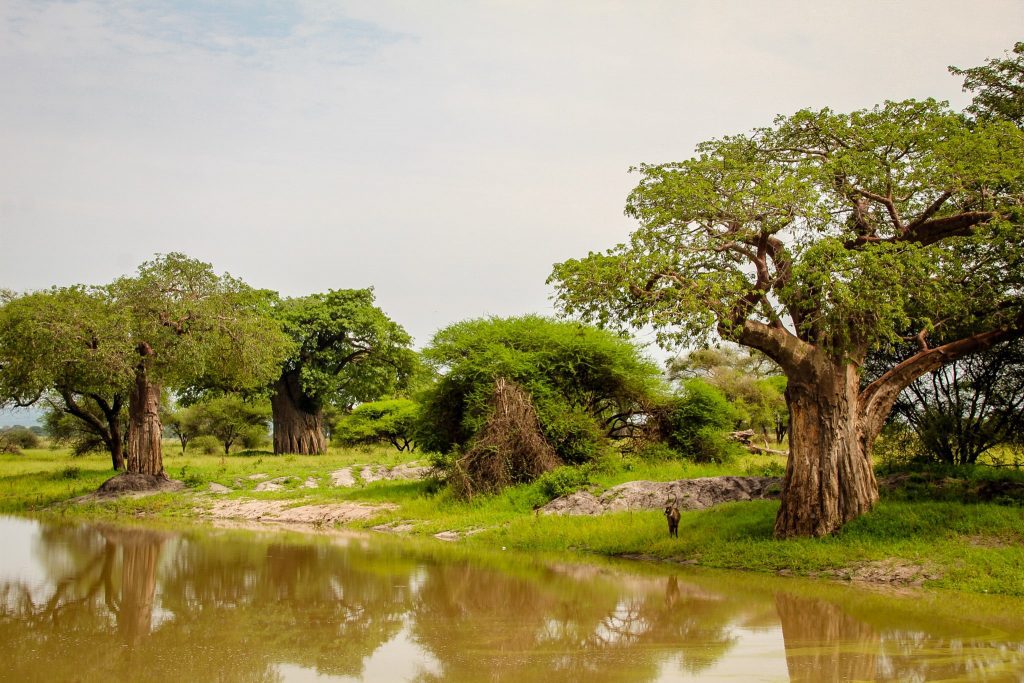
662 379 742 462
0 426 41 452
534 465 591 500
190 435 221 455
634 443 682 461
240 425 271 450
417 315 665 468
334 399 419 451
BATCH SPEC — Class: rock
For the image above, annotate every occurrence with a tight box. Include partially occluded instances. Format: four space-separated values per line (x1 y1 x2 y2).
302 477 319 489
540 476 781 516
390 464 432 480
361 465 385 483
434 531 461 542
254 477 289 492
330 468 355 487
207 499 395 525
95 473 184 497
247 473 268 481
372 521 416 534
208 483 231 494
330 464 430 487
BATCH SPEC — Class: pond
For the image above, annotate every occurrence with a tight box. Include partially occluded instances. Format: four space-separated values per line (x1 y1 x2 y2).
1 515 1023 682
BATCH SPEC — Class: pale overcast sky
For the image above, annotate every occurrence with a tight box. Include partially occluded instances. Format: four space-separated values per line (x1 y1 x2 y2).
1 1 1022 366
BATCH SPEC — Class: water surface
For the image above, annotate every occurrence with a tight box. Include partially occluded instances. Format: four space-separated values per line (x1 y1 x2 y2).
1 515 1022 682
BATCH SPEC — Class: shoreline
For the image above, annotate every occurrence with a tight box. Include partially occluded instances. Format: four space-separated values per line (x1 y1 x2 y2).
4 447 1024 597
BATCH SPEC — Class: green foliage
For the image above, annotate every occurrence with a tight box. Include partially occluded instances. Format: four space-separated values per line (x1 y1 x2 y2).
534 465 591 500
190 395 271 455
549 99 1024 359
274 289 415 409
108 253 292 392
164 404 203 454
333 399 419 451
0 426 39 453
950 41 1024 126
0 255 290 464
668 346 787 442
59 466 81 480
417 315 665 464
888 339 1024 466
0 426 40 450
240 424 271 450
662 379 742 463
634 443 683 462
190 435 222 455
0 287 134 408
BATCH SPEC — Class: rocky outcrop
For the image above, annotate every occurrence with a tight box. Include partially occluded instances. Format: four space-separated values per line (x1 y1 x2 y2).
330 463 432 487
94 472 185 497
540 476 781 516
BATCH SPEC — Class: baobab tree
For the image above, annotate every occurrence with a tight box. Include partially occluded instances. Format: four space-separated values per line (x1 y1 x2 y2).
551 98 1024 537
270 289 414 454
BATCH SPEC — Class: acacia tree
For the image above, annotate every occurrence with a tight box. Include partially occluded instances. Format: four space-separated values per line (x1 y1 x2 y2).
668 347 788 444
191 395 271 455
550 98 1024 537
271 289 414 454
107 254 290 475
0 287 134 469
877 338 1024 466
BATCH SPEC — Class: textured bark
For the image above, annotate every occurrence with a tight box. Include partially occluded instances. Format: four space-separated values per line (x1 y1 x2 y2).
774 359 878 538
126 362 164 476
271 371 326 455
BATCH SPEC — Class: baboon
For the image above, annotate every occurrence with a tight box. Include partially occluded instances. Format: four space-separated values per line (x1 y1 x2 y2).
664 498 680 538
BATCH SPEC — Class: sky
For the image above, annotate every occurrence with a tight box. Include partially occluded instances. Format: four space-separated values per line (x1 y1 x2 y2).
1 1 1022 426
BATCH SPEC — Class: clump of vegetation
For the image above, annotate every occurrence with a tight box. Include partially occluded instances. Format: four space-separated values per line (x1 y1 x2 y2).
448 378 562 498
333 398 419 452
657 379 743 463
59 465 81 480
417 316 665 481
0 426 40 453
189 435 222 455
534 465 592 500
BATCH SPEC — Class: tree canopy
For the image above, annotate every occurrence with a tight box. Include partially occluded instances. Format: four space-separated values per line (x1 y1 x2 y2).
951 41 1024 126
269 289 415 454
417 315 665 464
0 286 135 468
1 254 291 476
550 98 1024 537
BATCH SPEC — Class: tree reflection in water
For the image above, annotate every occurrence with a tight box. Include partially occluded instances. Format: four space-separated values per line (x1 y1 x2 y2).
775 591 1024 682
1 518 1024 682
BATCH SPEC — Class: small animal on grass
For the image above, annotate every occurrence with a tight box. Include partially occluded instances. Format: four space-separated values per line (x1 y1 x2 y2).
664 498 680 538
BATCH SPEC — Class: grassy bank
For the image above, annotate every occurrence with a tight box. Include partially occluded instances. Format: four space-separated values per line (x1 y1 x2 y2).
2 444 1023 595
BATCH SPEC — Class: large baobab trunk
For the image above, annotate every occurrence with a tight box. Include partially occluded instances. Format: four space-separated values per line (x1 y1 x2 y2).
271 371 327 454
126 360 164 476
774 360 878 538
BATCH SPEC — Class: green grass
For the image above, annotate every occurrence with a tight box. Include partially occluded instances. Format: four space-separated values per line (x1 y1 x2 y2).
3 443 1024 595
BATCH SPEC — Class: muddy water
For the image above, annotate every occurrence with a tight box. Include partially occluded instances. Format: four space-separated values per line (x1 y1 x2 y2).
1 516 1023 682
